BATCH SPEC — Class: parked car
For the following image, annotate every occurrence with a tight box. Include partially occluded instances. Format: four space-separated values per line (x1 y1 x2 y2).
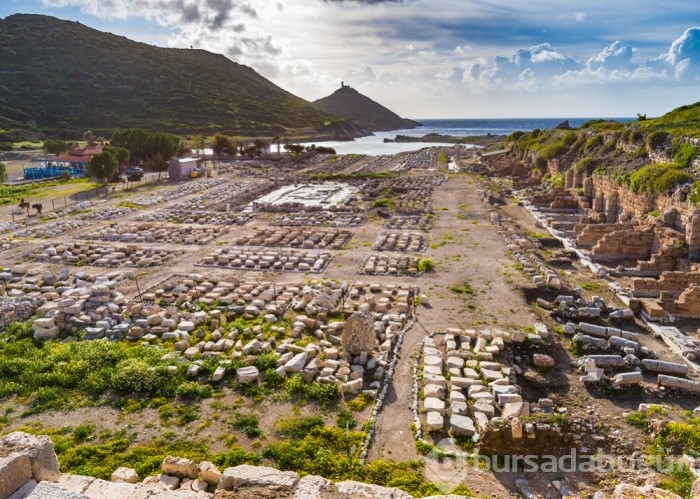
126 167 144 181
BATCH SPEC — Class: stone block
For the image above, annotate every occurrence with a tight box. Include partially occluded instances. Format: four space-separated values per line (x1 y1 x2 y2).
111 467 138 483
162 456 198 479
0 452 31 499
218 465 299 491
450 415 475 436
236 366 260 384
426 411 445 432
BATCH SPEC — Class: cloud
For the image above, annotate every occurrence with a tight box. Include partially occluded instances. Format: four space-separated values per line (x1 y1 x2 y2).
587 41 634 70
344 66 377 84
665 27 700 80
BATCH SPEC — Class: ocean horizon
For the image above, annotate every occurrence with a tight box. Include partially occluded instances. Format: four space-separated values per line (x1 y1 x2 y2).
305 117 635 156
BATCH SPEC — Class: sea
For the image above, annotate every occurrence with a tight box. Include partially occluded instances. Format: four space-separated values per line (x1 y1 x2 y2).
304 117 634 156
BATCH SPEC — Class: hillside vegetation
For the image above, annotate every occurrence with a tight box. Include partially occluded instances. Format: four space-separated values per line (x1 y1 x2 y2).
0 14 331 141
506 102 700 195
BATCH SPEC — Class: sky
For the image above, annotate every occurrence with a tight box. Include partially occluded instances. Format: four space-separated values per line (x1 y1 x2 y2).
2 0 700 119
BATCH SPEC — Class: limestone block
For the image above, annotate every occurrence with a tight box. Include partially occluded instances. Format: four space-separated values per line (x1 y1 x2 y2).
212 366 226 382
336 480 412 499
236 366 260 384
424 397 446 415
473 401 495 419
285 352 308 372
198 461 222 485
342 378 363 394
162 456 198 479
426 412 445 432
502 402 530 419
533 354 555 368
0 452 31 499
111 467 138 483
0 432 60 481
83 478 142 497
218 465 299 491
450 415 476 436
293 474 332 499
423 384 445 399
16 481 90 499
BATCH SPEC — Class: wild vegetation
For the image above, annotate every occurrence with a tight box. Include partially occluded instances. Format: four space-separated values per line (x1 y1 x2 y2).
0 14 331 139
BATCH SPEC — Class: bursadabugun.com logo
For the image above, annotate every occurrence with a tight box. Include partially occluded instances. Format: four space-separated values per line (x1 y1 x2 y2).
425 438 688 493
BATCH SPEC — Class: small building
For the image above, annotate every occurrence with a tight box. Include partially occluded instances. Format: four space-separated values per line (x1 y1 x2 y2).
27 144 104 179
168 157 200 180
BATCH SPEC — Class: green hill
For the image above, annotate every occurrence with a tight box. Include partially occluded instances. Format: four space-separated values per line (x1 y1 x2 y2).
312 85 420 132
0 14 331 140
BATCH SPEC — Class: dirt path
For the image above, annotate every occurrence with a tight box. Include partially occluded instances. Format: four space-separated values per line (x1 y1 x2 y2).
367 174 534 466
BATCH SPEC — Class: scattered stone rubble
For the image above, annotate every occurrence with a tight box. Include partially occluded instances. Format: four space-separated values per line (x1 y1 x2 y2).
78 222 227 245
361 254 422 276
137 209 254 226
126 178 222 208
199 247 332 273
372 231 427 252
12 220 92 239
384 215 433 231
234 227 353 250
1 432 475 499
272 211 365 227
28 242 179 267
537 291 634 321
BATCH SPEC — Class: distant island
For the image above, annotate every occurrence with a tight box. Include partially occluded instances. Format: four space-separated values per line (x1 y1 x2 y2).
384 132 507 146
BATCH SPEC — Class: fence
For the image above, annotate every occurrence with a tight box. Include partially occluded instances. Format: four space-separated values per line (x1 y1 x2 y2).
5 175 161 223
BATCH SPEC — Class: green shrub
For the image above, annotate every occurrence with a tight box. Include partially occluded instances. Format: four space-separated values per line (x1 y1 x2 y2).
672 140 698 168
347 393 373 411
230 413 262 438
175 381 212 400
625 411 649 431
689 181 700 204
583 134 603 152
628 163 679 192
658 463 695 498
646 131 670 150
654 169 693 192
372 198 395 210
214 446 261 467
417 258 434 273
629 130 644 143
274 415 325 439
574 157 599 175
336 408 357 429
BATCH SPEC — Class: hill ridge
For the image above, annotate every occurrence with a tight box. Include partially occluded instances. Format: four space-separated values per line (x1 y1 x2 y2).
312 85 420 132
0 13 330 138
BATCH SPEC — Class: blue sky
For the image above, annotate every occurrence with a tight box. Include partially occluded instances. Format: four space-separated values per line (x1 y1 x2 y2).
2 0 700 119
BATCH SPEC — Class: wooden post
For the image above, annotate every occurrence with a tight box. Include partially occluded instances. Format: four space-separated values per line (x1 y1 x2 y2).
52 199 55 212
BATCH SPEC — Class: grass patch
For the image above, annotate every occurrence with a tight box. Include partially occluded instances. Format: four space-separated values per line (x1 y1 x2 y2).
449 281 474 295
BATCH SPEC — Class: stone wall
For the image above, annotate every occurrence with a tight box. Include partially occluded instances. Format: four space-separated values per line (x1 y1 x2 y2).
590 229 655 263
632 271 700 296
589 175 694 234
660 284 700 318
0 432 473 499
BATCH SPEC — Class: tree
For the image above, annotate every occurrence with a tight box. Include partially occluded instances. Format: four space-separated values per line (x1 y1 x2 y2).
191 135 205 156
83 130 96 147
42 140 69 155
144 152 168 180
273 134 281 154
106 146 130 167
253 138 269 158
212 133 232 156
0 162 7 183
87 152 118 186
